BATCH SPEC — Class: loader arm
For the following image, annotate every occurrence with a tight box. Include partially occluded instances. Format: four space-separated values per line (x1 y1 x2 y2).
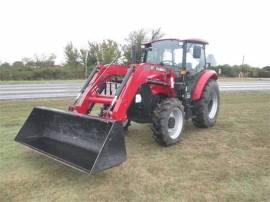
110 64 176 120
71 64 176 121
71 64 128 114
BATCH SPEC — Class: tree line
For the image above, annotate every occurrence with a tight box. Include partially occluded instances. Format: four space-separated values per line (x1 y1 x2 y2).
0 28 269 80
0 28 164 80
63 28 164 68
209 65 270 78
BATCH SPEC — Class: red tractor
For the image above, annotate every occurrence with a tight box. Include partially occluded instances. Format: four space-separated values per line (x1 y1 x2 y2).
15 38 220 174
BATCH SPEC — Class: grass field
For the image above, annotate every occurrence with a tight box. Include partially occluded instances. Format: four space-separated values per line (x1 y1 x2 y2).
0 92 270 201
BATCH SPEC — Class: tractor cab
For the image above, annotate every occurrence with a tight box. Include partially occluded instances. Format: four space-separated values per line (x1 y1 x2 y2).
143 38 208 78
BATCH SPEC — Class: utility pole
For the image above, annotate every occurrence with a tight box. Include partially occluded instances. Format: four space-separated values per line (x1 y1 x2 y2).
241 55 245 77
242 55 245 66
84 51 88 78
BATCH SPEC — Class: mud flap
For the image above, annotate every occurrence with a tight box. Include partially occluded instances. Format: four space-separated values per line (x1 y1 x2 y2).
15 107 126 174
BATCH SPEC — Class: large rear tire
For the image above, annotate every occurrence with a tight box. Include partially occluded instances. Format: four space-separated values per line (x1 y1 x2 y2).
152 98 185 146
192 79 220 128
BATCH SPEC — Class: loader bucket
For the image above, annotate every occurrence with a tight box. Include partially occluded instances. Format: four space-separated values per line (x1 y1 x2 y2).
15 107 126 174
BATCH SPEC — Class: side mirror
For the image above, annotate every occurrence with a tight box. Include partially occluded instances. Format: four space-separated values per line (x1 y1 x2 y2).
193 46 201 59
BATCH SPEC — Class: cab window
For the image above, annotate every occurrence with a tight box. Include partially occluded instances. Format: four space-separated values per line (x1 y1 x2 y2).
186 43 205 75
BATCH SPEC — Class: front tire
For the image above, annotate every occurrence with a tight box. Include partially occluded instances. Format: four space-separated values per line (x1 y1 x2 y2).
152 98 185 146
192 79 220 128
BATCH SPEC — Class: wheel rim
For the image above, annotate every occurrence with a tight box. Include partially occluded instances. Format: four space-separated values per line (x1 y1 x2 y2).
208 92 218 119
168 108 183 139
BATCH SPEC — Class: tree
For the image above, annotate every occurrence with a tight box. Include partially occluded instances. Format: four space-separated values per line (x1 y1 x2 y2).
64 42 80 67
259 66 270 78
99 39 121 64
88 42 100 65
22 57 32 65
123 29 147 64
12 61 24 68
0 62 10 68
263 66 270 71
47 54 56 66
150 27 165 41
87 40 121 65
79 49 90 66
123 28 165 64
79 48 92 78
29 53 56 68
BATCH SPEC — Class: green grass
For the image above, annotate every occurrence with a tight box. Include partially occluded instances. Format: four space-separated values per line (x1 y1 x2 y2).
0 92 270 201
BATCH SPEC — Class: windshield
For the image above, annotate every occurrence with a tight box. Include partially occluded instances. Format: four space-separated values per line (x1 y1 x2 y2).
144 40 183 69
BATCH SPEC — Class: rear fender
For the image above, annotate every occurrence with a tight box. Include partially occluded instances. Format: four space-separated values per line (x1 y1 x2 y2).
191 70 218 101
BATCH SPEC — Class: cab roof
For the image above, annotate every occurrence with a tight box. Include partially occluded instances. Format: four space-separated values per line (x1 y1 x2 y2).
143 38 208 45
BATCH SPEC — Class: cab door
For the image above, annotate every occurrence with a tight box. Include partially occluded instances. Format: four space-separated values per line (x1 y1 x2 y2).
184 43 206 89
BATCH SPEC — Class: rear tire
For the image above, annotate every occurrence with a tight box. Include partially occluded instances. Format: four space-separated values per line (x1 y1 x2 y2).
152 98 185 146
192 79 220 128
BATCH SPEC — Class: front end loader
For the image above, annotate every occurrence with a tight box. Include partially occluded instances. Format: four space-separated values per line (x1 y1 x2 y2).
15 38 220 174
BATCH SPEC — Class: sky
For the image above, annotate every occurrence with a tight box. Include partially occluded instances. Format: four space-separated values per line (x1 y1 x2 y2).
0 0 269 67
